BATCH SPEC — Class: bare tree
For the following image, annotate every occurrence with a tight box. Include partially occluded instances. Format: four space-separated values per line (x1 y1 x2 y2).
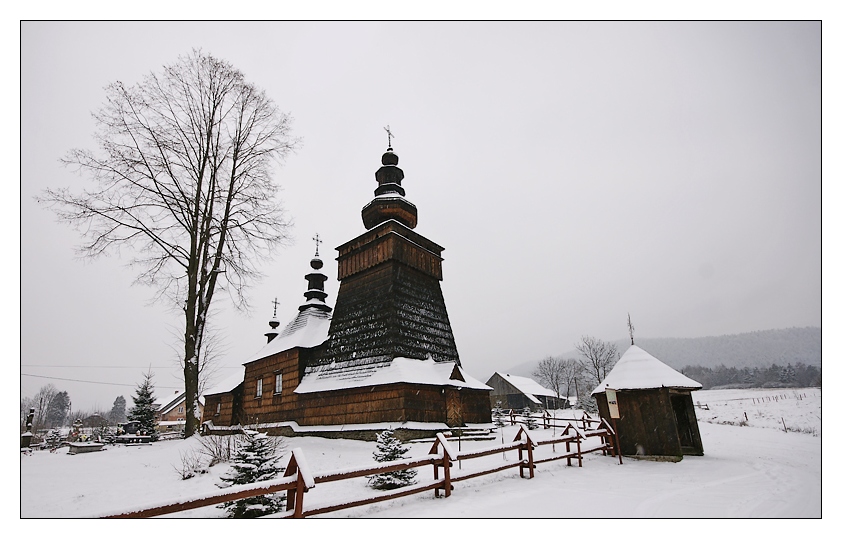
560 358 586 404
575 335 618 384
533 356 585 408
38 50 299 436
31 384 59 433
532 357 564 400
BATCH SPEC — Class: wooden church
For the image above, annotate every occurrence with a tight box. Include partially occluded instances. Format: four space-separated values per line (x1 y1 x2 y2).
202 142 492 439
591 344 704 461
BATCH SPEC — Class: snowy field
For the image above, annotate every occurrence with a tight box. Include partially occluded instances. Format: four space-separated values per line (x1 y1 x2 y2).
20 388 822 521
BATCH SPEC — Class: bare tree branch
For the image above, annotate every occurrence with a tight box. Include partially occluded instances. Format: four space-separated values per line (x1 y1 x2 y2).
575 335 619 384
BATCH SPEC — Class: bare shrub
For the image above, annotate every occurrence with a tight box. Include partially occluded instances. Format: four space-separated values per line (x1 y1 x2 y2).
198 434 245 467
174 449 208 480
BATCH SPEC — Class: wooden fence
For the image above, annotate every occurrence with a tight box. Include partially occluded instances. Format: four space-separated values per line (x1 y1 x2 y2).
504 409 601 431
102 421 619 519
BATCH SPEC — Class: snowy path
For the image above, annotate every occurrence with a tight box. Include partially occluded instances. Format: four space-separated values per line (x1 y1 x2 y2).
329 422 821 518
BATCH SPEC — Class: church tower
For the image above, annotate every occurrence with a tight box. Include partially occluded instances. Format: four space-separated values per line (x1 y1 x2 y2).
310 143 461 372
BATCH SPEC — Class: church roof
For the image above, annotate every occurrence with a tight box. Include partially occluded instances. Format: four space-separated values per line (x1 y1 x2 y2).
203 367 246 397
244 308 332 364
591 345 702 394
295 357 491 394
492 373 557 403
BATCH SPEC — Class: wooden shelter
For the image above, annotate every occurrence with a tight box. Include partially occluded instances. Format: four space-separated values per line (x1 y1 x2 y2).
592 345 704 461
201 144 491 439
485 372 566 410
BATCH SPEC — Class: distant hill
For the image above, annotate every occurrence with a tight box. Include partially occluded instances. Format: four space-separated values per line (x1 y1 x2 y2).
505 327 821 377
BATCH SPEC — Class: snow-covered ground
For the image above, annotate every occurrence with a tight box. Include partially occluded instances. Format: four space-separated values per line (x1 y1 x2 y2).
20 388 822 520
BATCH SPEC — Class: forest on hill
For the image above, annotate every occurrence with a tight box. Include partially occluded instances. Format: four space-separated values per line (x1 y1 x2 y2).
505 327 821 384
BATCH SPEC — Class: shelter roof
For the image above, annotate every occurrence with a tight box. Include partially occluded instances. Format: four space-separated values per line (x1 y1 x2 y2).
591 345 702 394
295 357 491 394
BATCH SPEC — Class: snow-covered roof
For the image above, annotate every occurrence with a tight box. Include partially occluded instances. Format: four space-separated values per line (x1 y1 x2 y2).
295 357 492 394
243 308 331 365
203 367 246 397
154 391 183 412
591 345 702 394
154 391 205 414
494 373 558 403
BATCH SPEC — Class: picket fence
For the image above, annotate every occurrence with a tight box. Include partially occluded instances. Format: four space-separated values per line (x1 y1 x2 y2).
103 420 619 519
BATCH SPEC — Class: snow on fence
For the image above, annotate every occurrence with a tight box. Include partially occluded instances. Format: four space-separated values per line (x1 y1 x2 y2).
101 422 619 519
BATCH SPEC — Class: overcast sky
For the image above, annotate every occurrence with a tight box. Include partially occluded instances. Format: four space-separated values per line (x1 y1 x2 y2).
19 21 821 412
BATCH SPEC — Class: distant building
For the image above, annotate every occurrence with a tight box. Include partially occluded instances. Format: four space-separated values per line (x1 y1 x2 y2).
592 345 704 461
154 390 204 432
485 372 566 410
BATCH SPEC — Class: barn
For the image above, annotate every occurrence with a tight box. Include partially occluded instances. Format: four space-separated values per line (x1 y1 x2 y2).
591 345 704 461
485 372 566 410
201 143 492 439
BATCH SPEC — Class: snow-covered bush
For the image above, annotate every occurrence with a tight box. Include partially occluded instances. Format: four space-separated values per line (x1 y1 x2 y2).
367 429 417 490
523 406 538 430
492 401 507 428
217 430 286 518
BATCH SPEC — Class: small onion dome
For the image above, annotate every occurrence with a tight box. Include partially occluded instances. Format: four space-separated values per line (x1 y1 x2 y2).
301 256 331 313
382 148 399 166
268 318 281 330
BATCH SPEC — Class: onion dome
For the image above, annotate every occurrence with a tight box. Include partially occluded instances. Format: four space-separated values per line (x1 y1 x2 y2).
264 298 281 343
361 146 418 229
300 234 332 313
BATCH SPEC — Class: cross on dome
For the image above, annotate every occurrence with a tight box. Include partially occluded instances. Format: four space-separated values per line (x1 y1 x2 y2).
312 233 323 257
384 125 394 149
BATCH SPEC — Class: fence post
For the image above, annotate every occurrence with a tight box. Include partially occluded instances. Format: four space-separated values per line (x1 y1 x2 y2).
284 454 299 514
293 472 305 518
442 448 452 497
514 426 535 479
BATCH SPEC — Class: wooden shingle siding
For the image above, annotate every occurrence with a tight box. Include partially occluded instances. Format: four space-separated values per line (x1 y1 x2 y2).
315 262 459 369
595 387 704 459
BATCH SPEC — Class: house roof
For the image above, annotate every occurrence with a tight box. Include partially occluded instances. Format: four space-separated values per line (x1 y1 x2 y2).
591 345 702 394
491 373 558 404
295 357 491 394
243 308 332 365
153 391 204 415
153 391 183 413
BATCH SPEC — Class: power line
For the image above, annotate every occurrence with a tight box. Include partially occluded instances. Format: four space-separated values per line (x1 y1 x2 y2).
20 364 243 369
21 373 182 389
21 365 181 369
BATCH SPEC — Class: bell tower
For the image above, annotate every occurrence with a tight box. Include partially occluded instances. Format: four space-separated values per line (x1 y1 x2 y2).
311 140 461 371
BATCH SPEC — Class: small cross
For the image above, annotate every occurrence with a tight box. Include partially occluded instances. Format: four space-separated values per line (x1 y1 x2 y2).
384 125 395 148
272 297 279 318
312 233 323 257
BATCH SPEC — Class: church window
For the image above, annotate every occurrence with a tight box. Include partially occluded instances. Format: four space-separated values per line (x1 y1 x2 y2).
256 378 263 398
274 373 283 394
